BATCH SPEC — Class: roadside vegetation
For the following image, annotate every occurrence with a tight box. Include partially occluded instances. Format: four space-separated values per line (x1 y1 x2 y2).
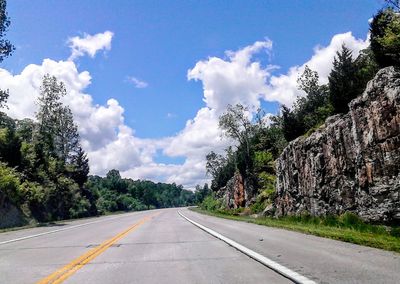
191 206 400 253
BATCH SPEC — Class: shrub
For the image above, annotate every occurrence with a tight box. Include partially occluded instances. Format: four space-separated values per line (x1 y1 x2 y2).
0 162 22 206
200 195 222 211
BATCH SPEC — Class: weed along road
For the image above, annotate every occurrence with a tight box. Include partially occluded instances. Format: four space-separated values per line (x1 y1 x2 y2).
0 208 399 284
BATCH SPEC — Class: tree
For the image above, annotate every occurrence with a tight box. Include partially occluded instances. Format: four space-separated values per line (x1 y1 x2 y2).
0 125 21 167
218 104 258 181
328 45 359 114
385 0 400 11
16 119 35 142
297 66 320 96
206 150 236 191
54 106 80 164
280 105 304 141
370 8 400 67
71 146 89 188
0 0 14 62
278 66 333 142
36 74 67 155
206 151 227 179
255 122 287 159
0 89 8 109
352 48 380 97
105 169 127 193
219 104 253 158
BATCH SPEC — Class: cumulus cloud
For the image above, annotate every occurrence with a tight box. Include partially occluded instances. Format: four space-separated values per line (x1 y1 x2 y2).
0 59 91 120
126 76 148 88
68 31 114 61
188 38 273 113
265 32 369 106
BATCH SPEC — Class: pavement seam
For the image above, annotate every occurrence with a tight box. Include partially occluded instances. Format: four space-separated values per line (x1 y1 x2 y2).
178 210 317 284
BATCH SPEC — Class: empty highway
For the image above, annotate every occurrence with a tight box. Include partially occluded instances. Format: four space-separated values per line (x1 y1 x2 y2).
0 208 399 284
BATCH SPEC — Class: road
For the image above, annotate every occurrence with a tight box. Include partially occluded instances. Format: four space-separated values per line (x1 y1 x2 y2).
0 208 398 284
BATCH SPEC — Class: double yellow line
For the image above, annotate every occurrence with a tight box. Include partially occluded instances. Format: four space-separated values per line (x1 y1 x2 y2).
37 213 157 284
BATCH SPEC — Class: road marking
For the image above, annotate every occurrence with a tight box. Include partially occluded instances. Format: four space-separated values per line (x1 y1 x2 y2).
37 213 157 284
0 213 144 246
178 211 316 284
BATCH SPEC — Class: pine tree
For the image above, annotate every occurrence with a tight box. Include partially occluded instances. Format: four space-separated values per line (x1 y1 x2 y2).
328 45 358 114
71 146 89 188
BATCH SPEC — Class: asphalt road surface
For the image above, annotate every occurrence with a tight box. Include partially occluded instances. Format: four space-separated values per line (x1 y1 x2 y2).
0 208 399 284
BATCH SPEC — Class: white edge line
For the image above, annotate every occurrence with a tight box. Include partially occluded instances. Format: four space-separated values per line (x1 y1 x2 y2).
178 211 317 284
0 213 138 245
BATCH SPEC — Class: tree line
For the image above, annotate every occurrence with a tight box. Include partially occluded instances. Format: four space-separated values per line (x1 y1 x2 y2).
203 5 400 212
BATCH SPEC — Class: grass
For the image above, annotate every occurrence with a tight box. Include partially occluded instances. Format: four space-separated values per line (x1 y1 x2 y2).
190 207 400 253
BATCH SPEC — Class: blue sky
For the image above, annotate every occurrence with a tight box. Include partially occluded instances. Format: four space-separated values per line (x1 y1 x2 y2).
0 0 384 187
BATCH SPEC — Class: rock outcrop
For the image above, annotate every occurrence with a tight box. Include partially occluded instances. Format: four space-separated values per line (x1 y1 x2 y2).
275 67 400 223
0 192 28 229
218 170 252 209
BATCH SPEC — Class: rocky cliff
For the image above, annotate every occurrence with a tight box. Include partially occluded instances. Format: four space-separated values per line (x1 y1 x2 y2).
275 67 400 223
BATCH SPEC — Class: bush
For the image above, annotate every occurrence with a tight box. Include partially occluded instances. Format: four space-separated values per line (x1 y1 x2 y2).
20 181 48 221
200 195 222 211
69 197 91 218
0 162 22 206
339 212 365 229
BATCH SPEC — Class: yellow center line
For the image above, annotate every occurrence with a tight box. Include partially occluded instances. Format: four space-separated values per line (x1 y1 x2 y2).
37 213 158 284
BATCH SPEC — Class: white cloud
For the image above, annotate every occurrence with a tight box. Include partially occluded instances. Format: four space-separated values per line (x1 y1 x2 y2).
265 32 369 107
188 39 273 113
68 31 114 61
166 113 176 118
126 76 148 88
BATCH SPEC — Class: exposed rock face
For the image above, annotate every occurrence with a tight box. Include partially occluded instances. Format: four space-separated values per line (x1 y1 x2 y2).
275 67 400 223
0 192 28 229
218 170 247 209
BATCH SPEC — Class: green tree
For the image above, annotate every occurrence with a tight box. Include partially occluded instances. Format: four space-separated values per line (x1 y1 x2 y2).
328 45 359 114
16 119 36 142
370 8 400 67
71 146 89 188
36 74 67 155
280 105 304 141
54 106 80 164
219 104 253 160
0 162 22 207
0 0 14 62
206 149 235 191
